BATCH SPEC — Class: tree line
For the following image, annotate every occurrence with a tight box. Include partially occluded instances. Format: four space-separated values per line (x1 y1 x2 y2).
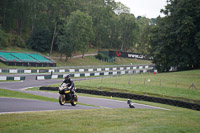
149 0 200 71
0 0 199 71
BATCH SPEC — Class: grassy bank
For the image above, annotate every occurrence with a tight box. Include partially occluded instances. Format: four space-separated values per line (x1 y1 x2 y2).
55 56 152 67
0 56 152 68
1 88 200 133
47 70 200 104
0 47 152 68
0 107 200 133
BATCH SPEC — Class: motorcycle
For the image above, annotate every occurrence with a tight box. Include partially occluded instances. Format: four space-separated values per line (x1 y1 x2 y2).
58 83 78 106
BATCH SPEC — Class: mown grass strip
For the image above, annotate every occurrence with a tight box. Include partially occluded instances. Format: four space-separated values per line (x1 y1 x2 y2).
73 70 200 103
44 70 200 104
3 87 200 132
0 107 199 133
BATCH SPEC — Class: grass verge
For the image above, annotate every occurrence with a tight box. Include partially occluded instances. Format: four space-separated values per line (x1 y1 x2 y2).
1 88 200 132
46 70 200 104
0 106 199 133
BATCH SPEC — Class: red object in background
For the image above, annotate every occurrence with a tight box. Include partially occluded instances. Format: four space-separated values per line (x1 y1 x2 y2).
13 59 16 62
153 72 156 75
116 51 121 56
90 44 93 48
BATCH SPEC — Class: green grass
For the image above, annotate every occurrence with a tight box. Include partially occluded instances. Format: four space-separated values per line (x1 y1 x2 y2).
0 106 199 133
0 47 152 68
50 56 152 67
1 80 200 132
1 88 200 133
45 70 200 104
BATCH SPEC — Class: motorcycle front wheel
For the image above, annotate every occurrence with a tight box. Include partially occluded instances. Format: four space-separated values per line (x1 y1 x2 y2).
71 95 78 106
59 95 65 105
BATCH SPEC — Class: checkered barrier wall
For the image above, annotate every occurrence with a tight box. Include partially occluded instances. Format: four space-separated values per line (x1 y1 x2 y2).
0 64 155 74
0 76 25 81
36 69 151 80
0 69 39 73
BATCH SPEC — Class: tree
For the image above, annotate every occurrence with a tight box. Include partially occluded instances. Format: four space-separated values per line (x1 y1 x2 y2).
0 26 9 48
27 28 51 52
118 13 139 51
68 10 94 58
56 18 76 61
57 10 93 60
150 0 200 71
46 0 73 55
57 35 74 61
114 2 130 15
137 16 155 55
87 2 114 49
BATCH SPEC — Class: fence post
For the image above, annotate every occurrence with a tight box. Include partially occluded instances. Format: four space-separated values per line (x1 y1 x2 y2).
160 79 162 87
144 78 146 85
189 83 197 90
128 77 131 84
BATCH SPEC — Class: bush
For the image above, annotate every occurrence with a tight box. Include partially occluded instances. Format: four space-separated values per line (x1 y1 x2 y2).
0 27 26 48
0 27 9 48
10 35 26 48
95 53 110 61
27 28 51 52
95 53 103 60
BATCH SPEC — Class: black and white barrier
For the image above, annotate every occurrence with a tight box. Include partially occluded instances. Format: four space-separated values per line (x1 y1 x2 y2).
0 76 25 81
0 64 155 74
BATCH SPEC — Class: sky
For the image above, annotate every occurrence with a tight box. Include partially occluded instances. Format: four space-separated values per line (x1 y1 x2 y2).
115 0 168 18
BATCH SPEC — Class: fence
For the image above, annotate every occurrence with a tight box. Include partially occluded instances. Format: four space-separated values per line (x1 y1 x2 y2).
83 73 200 90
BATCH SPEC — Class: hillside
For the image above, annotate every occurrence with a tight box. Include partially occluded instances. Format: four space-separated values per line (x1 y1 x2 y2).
0 48 152 68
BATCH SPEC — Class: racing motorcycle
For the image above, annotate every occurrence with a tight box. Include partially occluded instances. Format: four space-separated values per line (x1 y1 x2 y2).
58 83 78 106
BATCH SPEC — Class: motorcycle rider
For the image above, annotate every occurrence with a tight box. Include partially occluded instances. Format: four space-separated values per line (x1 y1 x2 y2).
62 74 75 99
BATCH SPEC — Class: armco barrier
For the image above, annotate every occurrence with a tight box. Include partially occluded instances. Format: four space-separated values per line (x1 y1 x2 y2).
0 64 155 74
36 69 150 80
40 87 200 111
0 76 25 81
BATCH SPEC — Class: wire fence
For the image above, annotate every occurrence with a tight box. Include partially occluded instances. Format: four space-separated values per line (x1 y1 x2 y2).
78 73 200 91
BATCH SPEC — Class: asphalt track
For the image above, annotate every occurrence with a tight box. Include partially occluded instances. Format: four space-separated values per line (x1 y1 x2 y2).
0 97 98 114
0 75 169 114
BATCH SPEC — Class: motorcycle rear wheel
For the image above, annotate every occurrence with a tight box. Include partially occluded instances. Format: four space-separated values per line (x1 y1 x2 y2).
59 95 65 105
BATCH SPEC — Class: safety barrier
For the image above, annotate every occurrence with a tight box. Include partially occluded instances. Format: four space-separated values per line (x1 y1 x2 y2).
0 64 155 74
36 69 152 80
0 76 25 81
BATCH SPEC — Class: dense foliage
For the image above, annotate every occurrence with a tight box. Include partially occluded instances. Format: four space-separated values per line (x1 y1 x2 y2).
0 0 140 55
0 0 199 71
149 0 200 71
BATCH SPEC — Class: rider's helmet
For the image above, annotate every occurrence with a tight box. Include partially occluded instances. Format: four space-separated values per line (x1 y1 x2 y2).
65 74 70 80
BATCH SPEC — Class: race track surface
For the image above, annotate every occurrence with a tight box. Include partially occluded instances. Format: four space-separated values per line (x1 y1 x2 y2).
0 97 98 114
0 74 170 113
